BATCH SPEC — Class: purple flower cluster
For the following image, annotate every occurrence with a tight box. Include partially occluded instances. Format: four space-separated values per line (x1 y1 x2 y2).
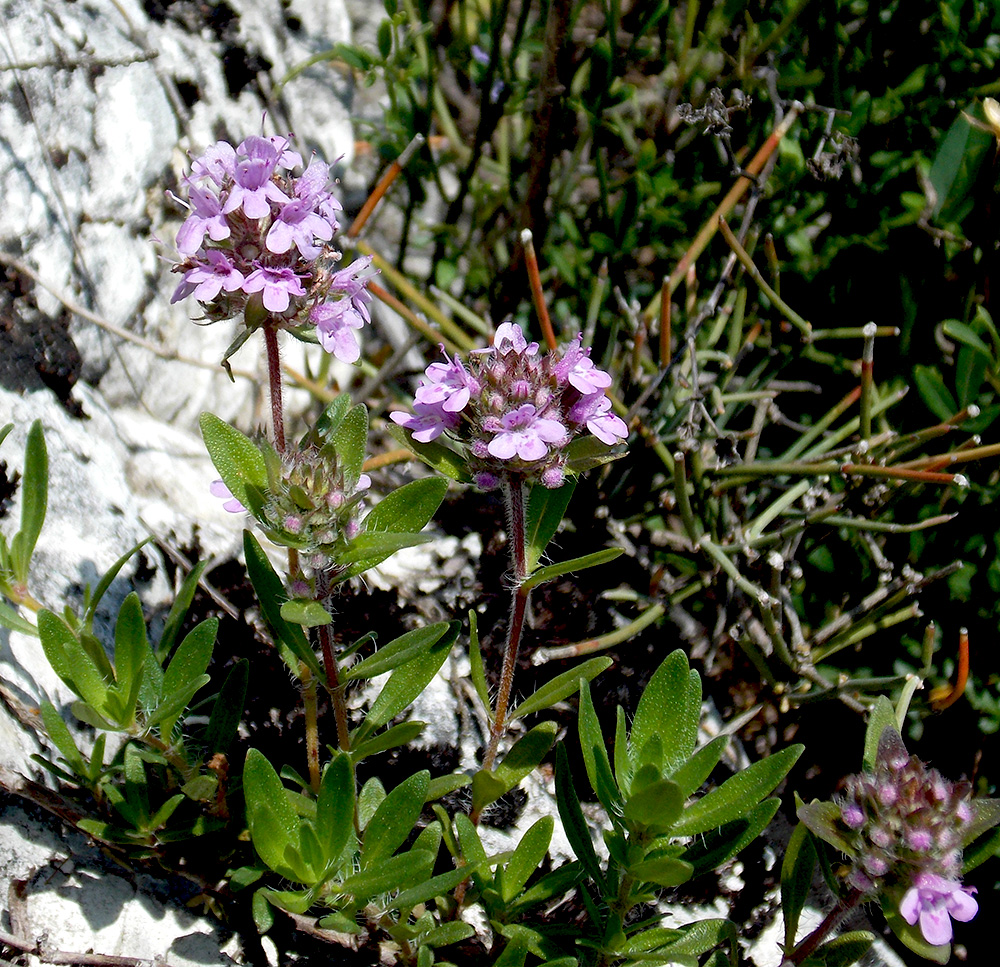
391 322 628 488
835 727 978 945
170 135 374 363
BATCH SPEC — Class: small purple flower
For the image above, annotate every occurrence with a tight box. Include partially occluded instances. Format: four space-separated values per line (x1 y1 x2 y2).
414 352 480 414
569 393 628 445
555 337 613 394
224 136 291 219
487 404 567 461
210 480 245 514
900 873 978 946
171 250 245 304
176 185 231 255
188 140 236 187
492 321 538 357
390 402 460 444
311 299 366 363
242 265 306 313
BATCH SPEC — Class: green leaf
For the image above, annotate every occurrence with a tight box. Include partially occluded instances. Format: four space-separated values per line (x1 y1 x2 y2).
82 539 151 635
315 395 352 438
555 743 605 889
394 865 482 913
337 849 435 900
943 319 993 360
339 531 434 576
357 776 385 829
672 745 802 837
279 598 332 627
669 735 729 798
960 797 1000 847
802 931 874 967
623 779 684 832
0 598 38 636
468 611 490 711
317 753 355 873
578 681 622 814
913 365 957 422
797 800 856 856
928 107 994 221
244 749 309 883
362 771 430 866
681 799 781 878
454 813 488 871
781 822 817 950
363 621 458 731
863 696 896 771
387 423 473 483
522 548 623 591
243 531 321 677
351 720 426 761
509 656 612 721
37 610 108 712
204 659 248 755
502 816 553 903
9 420 48 583
158 617 216 734
345 622 453 681
564 433 628 474
39 701 87 778
418 921 476 949
630 650 701 777
360 476 447 535
512 861 585 916
473 721 558 812
199 413 267 513
332 403 368 489
155 560 207 662
524 480 576 572
628 855 693 888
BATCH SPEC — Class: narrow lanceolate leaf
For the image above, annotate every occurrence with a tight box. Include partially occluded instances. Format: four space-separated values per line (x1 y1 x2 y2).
472 721 558 813
315 394 352 438
797 800 856 857
628 856 693 888
781 822 818 950
669 735 729 799
39 701 87 778
199 413 267 512
524 480 576 572
337 850 436 900
555 743 605 889
672 745 803 837
243 531 321 677
317 753 355 872
156 618 218 737
863 695 896 772
204 659 248 755
155 559 207 662
362 621 459 732
681 799 781 878
37 610 108 711
345 622 453 681
332 402 368 489
340 531 434 577
521 548 623 591
502 816 554 903
244 748 307 883
360 477 447 535
279 599 332 627
509 656 612 721
578 681 622 814
630 649 701 777
362 771 430 867
9 420 47 583
84 539 151 635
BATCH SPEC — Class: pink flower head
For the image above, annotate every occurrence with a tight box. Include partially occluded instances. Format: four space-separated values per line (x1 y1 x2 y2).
900 873 978 946
176 185 231 255
171 250 245 304
311 299 366 363
487 404 567 461
242 265 306 313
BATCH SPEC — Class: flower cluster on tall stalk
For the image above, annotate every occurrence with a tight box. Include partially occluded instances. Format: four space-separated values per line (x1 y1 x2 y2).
169 133 375 373
391 320 628 779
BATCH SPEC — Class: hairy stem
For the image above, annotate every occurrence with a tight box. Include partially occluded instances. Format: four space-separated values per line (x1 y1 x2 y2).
784 888 864 965
302 667 320 793
482 474 529 773
264 324 286 453
316 568 351 752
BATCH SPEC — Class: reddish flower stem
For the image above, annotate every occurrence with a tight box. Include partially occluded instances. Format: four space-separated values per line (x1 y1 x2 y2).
783 888 864 965
264 324 286 453
482 474 529 773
